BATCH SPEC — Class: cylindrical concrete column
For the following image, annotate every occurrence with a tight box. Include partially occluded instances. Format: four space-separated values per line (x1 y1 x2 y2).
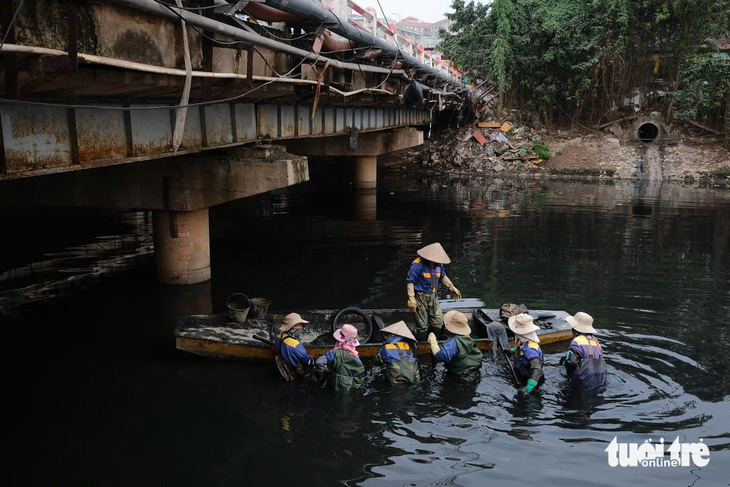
153 208 211 285
354 155 377 189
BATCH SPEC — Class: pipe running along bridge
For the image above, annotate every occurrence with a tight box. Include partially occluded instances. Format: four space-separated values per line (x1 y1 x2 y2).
0 0 470 285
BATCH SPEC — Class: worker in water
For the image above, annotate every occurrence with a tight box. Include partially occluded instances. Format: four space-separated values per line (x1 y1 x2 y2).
407 242 462 341
315 324 365 393
427 310 482 380
507 313 544 393
374 320 420 384
274 312 314 381
560 312 608 390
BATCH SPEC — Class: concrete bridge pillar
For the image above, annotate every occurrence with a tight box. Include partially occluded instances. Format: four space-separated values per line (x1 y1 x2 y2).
354 156 378 189
153 209 211 285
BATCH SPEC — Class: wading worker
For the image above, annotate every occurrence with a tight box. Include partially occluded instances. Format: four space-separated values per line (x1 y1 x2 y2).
427 310 482 380
508 313 544 393
406 242 462 341
315 324 365 393
560 311 607 390
274 312 314 381
374 320 420 385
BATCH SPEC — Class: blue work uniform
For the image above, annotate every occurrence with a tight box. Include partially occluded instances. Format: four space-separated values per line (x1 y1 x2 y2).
407 258 447 293
407 258 447 336
513 340 544 386
564 334 607 390
375 335 420 384
435 335 483 379
275 331 314 368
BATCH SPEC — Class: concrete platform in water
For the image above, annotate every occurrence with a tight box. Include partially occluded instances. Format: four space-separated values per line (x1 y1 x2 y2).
175 299 574 361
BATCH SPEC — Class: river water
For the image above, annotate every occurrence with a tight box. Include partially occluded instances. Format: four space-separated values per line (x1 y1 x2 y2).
1 162 729 486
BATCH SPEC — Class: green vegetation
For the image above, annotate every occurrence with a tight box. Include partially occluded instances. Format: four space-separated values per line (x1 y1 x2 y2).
439 0 730 128
531 139 551 159
670 56 730 127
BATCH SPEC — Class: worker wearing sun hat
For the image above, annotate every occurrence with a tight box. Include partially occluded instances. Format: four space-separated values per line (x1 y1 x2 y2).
315 324 365 393
507 313 544 393
374 320 420 384
406 242 462 341
427 310 482 380
274 312 314 381
560 311 607 390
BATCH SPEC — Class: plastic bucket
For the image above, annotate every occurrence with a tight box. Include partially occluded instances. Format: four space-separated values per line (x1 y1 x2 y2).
248 298 272 320
226 293 250 323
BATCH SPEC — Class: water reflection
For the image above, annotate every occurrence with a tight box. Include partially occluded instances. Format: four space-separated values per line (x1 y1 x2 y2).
1 173 729 485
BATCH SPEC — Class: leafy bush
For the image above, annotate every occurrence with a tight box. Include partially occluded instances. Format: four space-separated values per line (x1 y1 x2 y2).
532 139 551 160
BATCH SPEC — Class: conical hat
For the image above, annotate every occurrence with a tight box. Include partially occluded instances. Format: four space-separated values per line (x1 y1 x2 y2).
379 320 416 341
417 242 451 264
444 310 470 335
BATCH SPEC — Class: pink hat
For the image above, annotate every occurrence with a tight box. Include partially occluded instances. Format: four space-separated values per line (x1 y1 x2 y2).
333 324 360 346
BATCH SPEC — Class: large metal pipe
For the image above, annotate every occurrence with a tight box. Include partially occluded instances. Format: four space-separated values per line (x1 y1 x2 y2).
109 0 400 75
243 2 302 23
258 0 467 93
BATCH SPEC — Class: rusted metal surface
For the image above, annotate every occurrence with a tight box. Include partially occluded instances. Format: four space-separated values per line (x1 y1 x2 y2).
257 104 278 139
203 104 233 147
279 105 295 138
129 105 172 155
234 103 256 142
0 101 430 179
180 106 203 149
296 106 310 137
1 104 73 171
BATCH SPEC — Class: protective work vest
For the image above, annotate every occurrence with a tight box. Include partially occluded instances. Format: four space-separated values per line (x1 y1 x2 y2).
568 334 607 390
447 335 483 379
377 340 420 384
330 348 366 393
407 258 446 293
513 340 544 382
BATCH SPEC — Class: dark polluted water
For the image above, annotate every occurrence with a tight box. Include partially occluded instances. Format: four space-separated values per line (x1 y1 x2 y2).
1 163 729 486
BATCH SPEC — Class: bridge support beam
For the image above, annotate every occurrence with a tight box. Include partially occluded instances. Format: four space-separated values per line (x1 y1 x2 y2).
153 208 211 285
0 145 309 285
284 127 423 193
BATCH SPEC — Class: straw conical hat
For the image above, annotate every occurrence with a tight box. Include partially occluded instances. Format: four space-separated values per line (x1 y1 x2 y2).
379 320 416 341
417 242 451 264
566 312 597 334
508 313 540 335
444 310 470 335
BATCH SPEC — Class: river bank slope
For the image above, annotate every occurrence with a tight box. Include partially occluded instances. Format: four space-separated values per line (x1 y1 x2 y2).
381 123 730 185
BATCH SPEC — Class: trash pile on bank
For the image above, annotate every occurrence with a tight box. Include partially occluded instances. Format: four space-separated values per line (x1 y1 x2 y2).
388 121 552 174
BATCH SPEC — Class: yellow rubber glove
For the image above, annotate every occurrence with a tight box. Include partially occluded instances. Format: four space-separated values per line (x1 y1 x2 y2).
407 283 417 312
427 332 440 354
442 276 462 300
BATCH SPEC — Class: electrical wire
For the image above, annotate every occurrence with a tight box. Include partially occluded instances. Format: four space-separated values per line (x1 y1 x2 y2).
0 0 25 49
239 10 317 42
0 49 312 112
155 0 304 78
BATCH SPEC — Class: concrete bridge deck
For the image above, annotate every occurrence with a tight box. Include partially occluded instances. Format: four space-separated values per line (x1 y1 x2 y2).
0 0 470 285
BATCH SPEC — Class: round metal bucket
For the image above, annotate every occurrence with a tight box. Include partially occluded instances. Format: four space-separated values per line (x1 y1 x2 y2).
248 298 272 320
226 293 250 323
